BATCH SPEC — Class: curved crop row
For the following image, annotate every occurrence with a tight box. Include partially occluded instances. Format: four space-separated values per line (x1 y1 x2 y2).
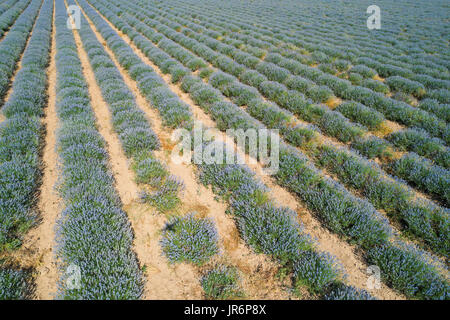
281 3 444 73
183 21 448 143
149 0 450 126
389 153 449 206
157 0 450 118
0 0 19 15
216 1 448 81
417 99 450 123
388 128 449 169
208 69 450 236
144 0 443 84
386 76 426 98
140 6 450 207
108 2 427 168
146 0 449 104
72 1 239 291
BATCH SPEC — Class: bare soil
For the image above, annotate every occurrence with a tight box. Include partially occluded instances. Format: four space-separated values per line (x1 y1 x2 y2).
32 2 60 299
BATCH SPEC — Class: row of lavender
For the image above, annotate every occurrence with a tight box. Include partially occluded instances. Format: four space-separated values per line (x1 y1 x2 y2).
151 0 448 126
0 0 20 15
153 0 448 94
51 0 145 299
68 0 223 297
0 0 52 299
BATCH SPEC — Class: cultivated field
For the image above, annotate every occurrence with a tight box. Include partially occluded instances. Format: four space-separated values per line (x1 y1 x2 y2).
0 0 449 300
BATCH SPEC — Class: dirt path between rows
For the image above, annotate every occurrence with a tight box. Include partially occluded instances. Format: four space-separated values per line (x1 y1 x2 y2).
0 60 20 109
84 0 405 300
32 1 60 299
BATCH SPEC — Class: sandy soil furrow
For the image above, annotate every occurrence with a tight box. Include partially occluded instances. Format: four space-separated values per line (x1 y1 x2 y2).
72 29 139 205
32 1 60 299
84 0 405 300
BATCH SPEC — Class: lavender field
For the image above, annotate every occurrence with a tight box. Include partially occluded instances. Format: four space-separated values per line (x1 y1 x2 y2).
0 0 448 301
